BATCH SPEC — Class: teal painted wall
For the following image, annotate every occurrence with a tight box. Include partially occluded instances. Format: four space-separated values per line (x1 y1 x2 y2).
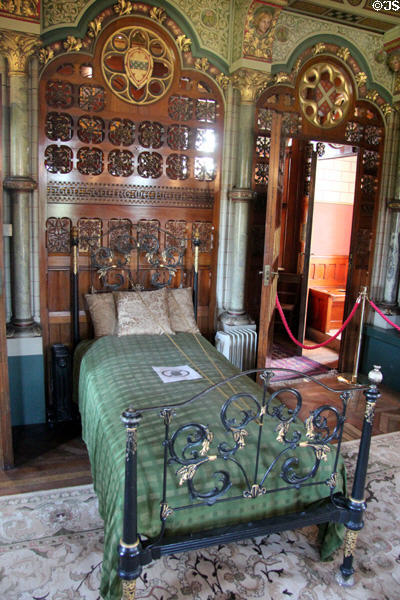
8 354 46 426
361 325 400 393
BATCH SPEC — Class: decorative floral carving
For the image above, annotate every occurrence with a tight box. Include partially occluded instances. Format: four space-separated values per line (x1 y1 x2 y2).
215 73 230 90
168 95 194 121
78 218 102 253
63 36 82 52
46 217 71 253
87 16 103 39
194 57 209 72
77 147 104 175
355 72 367 87
45 112 73 141
114 0 133 15
166 154 189 180
108 150 134 177
0 31 41 73
149 6 166 22
44 145 73 173
231 69 272 103
39 46 55 66
337 47 350 61
137 152 163 178
176 35 192 52
192 222 213 252
365 89 379 103
312 42 325 55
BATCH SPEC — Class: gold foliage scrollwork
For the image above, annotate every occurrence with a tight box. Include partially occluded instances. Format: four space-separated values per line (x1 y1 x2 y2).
0 31 41 73
312 42 326 55
39 46 55 66
88 16 103 39
243 483 267 498
276 422 289 443
176 35 192 53
365 89 379 103
365 400 375 424
381 103 393 118
231 68 272 103
355 72 367 87
64 36 83 52
275 72 291 84
150 6 167 23
299 442 330 462
337 47 350 62
122 579 136 600
326 472 337 488
233 429 248 449
343 529 358 557
114 0 133 15
195 57 210 72
160 502 174 519
216 73 230 90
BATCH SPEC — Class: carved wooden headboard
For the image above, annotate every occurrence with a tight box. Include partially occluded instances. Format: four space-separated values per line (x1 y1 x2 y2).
68 221 201 346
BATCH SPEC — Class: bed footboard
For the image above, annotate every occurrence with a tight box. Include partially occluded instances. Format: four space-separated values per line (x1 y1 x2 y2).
118 365 382 597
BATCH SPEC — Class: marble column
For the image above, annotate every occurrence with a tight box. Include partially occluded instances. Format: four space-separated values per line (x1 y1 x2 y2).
382 50 400 309
0 31 41 337
220 69 271 327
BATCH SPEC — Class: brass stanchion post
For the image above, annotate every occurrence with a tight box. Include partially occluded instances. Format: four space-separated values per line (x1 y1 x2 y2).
351 286 367 383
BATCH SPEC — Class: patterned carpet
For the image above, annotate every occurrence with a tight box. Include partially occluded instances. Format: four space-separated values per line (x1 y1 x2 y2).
0 432 399 600
269 343 331 382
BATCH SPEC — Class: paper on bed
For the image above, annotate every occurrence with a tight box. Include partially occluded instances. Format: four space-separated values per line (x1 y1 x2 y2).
152 365 202 383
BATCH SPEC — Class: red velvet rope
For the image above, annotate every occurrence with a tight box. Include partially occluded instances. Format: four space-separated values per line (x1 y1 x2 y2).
275 294 361 350
367 298 400 332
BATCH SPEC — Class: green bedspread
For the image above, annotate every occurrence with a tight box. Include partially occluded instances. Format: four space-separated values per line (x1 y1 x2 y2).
78 333 346 600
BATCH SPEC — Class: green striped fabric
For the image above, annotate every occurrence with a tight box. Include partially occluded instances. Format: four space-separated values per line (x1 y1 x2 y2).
78 334 346 600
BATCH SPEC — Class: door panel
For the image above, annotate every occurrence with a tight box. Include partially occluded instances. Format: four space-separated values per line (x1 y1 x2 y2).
257 111 286 369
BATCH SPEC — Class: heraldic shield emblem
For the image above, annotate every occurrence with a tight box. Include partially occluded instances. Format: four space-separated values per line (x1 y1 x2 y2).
125 45 154 90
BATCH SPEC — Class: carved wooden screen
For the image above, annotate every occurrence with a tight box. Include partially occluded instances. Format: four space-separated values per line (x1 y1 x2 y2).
39 17 223 358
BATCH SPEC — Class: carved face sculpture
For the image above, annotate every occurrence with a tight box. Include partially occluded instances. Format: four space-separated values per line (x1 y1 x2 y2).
254 11 273 36
388 52 400 73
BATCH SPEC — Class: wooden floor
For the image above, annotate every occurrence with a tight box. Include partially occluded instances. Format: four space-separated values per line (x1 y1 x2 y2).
1 343 399 497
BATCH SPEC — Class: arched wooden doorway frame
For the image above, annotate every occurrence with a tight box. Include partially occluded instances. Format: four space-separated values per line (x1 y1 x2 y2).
253 52 387 375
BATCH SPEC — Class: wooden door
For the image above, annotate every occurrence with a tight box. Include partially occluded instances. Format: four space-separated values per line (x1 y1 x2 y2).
257 111 286 369
0 76 13 469
339 106 384 373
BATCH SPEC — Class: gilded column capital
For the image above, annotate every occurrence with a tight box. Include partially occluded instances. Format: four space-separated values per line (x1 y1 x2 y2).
0 30 41 75
231 68 272 104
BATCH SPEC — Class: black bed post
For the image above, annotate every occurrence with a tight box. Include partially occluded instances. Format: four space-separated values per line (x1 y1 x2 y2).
71 226 80 348
118 407 142 600
337 365 382 586
192 227 200 322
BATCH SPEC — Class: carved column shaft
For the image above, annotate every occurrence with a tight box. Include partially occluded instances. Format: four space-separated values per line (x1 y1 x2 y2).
0 31 41 336
221 70 270 325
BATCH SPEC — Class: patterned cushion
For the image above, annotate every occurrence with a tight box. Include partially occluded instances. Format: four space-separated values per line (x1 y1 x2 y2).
85 293 116 338
114 288 174 336
168 288 200 334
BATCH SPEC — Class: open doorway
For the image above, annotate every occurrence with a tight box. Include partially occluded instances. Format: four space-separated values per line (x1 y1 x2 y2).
302 143 357 370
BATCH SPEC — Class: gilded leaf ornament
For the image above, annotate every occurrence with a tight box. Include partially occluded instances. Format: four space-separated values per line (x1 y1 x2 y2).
275 71 291 84
88 16 103 39
195 57 209 72
0 31 41 73
365 89 379 103
231 69 272 103
337 47 350 61
355 72 367 87
150 6 167 23
312 42 326 55
64 36 83 52
381 103 393 118
176 35 192 53
216 73 230 90
114 0 133 15
39 46 55 66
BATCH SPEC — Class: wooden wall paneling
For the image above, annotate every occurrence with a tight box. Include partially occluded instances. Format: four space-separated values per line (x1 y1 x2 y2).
39 14 224 377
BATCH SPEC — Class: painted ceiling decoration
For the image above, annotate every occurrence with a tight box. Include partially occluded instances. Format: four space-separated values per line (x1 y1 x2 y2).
0 0 40 23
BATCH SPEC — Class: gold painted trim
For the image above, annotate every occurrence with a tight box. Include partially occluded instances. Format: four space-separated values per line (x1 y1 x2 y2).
343 529 358 558
119 537 140 549
122 578 136 600
349 496 365 505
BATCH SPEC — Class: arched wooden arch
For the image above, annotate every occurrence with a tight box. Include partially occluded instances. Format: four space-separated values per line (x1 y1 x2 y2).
249 55 385 374
39 14 225 414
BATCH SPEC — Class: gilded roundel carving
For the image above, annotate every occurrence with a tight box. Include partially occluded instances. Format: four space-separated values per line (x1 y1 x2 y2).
101 26 174 105
298 62 352 129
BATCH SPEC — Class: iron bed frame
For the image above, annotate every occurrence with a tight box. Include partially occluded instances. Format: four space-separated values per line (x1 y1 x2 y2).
70 225 382 600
